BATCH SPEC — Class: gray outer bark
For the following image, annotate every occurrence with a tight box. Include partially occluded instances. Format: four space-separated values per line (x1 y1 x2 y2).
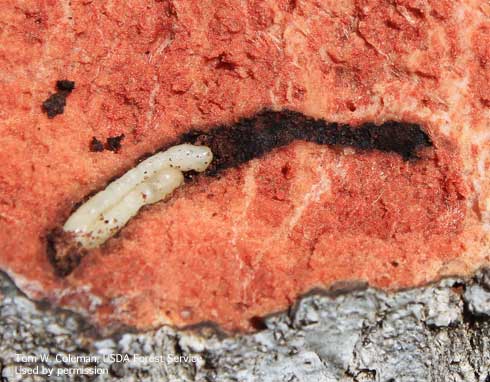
1 270 490 382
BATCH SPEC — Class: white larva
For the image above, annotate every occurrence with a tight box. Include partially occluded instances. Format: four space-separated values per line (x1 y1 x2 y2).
63 144 213 249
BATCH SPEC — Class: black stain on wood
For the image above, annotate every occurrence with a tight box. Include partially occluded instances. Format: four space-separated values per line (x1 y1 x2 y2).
56 80 75 92
42 80 75 118
105 134 125 152
89 137 105 152
46 228 87 277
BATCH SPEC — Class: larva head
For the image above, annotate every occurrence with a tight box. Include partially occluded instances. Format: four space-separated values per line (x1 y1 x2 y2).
165 144 213 172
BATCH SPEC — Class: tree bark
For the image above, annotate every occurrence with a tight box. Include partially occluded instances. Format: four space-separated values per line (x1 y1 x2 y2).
1 270 490 381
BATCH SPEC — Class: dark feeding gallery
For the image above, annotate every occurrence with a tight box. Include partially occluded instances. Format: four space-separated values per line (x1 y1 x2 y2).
180 109 433 176
47 109 433 278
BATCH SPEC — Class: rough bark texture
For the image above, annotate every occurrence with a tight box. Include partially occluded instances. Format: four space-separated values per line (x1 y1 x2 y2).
2 269 490 382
